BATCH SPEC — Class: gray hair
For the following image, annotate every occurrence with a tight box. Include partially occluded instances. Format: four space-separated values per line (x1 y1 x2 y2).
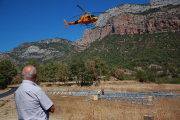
22 66 37 79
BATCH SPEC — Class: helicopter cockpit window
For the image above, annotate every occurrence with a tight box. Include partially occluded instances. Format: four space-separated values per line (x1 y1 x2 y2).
87 16 90 18
91 15 95 17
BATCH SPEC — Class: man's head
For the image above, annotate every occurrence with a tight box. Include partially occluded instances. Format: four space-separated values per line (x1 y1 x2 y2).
22 66 37 82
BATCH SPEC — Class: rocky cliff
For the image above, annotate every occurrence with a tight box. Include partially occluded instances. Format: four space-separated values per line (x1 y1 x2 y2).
150 0 180 7
95 0 180 27
0 37 75 66
76 3 180 48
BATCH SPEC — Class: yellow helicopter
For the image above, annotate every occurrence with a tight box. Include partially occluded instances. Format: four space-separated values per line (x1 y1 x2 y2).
64 5 106 28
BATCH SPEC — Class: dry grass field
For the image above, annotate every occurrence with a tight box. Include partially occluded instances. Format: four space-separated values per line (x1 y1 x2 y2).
1 79 180 120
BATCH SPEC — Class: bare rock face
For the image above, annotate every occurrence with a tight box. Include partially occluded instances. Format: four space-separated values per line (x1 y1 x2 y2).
76 6 180 47
95 0 180 28
25 46 40 53
112 11 180 35
77 29 101 46
38 39 51 44
150 0 180 7
146 19 180 33
95 4 150 28
100 25 113 39
110 13 146 35
20 45 60 59
52 37 61 43
76 26 112 47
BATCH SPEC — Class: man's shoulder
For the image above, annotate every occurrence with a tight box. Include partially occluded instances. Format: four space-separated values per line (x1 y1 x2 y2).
16 80 43 93
28 83 44 93
32 85 43 92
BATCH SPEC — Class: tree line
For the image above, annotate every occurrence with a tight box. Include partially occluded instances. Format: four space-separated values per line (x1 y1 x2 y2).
4 57 111 87
0 56 180 89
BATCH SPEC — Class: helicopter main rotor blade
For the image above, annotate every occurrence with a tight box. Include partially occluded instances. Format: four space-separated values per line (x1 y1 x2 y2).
77 5 87 14
72 14 83 18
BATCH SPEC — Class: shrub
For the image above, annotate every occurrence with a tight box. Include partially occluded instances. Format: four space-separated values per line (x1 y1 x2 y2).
159 69 168 77
177 68 180 74
125 74 133 80
115 69 125 80
169 78 180 84
110 66 117 76
136 71 148 82
156 78 164 84
172 73 179 78
0 59 18 89
147 71 156 82
168 66 176 73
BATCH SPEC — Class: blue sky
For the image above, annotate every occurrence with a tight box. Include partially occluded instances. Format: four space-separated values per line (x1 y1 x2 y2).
0 0 150 52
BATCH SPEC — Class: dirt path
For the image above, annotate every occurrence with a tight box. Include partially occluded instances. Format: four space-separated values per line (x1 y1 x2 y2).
0 87 18 99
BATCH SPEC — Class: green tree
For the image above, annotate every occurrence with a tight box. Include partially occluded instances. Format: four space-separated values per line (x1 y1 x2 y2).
84 59 96 85
82 67 94 85
146 66 157 82
168 66 176 73
67 58 86 84
76 58 86 84
0 59 18 89
67 58 79 83
136 70 148 82
110 66 118 77
94 58 109 83
44 61 59 84
55 64 68 83
67 58 95 85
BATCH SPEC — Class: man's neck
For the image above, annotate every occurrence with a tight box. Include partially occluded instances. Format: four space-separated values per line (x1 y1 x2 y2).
23 79 35 83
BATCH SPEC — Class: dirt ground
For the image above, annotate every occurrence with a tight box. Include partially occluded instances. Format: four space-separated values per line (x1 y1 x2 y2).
1 80 180 120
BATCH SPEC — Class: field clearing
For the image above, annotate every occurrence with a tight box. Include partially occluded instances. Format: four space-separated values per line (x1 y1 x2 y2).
40 80 180 94
1 80 180 120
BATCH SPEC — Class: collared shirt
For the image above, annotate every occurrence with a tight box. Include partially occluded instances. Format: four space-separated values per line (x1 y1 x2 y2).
14 80 53 120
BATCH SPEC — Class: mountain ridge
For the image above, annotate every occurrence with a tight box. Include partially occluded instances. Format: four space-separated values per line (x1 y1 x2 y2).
0 37 75 67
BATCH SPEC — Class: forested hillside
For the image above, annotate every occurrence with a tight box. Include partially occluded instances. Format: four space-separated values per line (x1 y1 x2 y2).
61 31 180 67
58 31 180 83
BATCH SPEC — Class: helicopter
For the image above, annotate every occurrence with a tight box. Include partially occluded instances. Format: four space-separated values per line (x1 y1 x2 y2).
64 5 106 28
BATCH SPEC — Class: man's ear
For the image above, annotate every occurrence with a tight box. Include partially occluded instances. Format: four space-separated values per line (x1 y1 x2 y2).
33 73 37 82
34 73 37 78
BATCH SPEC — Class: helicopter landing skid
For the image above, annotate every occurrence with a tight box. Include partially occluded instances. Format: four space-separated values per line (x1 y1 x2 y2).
80 23 94 28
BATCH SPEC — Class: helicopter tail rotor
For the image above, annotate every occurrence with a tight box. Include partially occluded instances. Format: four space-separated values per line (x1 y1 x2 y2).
64 19 68 28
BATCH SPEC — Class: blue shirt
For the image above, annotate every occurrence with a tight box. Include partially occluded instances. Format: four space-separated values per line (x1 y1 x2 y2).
14 80 53 120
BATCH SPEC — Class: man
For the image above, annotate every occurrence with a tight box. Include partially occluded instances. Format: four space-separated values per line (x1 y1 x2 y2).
14 65 55 120
101 88 104 95
98 90 101 96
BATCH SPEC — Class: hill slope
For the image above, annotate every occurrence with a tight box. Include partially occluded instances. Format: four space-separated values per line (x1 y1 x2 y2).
60 31 180 71
0 37 75 67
